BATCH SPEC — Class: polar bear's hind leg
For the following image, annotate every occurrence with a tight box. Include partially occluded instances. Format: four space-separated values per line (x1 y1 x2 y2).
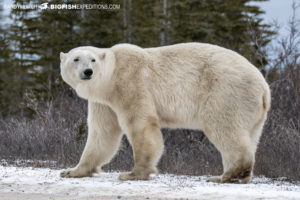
207 129 255 184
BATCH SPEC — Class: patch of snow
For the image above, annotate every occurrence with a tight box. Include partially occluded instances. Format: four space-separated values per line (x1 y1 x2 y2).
0 166 299 200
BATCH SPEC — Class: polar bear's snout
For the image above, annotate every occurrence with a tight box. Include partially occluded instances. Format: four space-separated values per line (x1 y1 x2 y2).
80 68 93 80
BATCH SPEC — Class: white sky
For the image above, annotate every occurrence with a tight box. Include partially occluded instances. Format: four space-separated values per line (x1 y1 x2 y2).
252 0 298 36
256 0 296 23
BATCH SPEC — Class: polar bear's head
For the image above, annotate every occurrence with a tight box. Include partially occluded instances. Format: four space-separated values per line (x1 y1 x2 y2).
60 47 115 100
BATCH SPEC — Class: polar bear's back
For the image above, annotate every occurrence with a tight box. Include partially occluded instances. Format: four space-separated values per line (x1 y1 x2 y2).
110 43 270 130
146 42 258 74
142 43 270 129
145 43 266 91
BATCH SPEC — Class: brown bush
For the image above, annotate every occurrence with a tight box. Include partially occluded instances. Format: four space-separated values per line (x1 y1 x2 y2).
0 93 88 168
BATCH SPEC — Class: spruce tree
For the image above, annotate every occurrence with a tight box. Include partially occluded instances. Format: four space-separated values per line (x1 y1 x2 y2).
166 0 272 68
6 0 40 115
0 3 12 116
34 0 82 98
78 0 123 48
2 0 273 116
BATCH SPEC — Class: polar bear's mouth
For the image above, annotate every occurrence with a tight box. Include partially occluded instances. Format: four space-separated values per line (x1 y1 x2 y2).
81 76 92 80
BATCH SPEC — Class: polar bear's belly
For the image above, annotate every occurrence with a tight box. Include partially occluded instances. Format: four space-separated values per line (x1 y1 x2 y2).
151 91 203 129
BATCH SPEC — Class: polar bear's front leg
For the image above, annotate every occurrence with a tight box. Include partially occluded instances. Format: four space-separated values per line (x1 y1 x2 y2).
60 102 122 178
118 114 164 181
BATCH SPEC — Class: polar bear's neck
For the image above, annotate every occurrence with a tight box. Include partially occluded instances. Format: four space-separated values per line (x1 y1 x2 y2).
75 82 114 105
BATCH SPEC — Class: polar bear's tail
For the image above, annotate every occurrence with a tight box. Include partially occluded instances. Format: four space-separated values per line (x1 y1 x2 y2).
249 84 271 154
262 85 271 114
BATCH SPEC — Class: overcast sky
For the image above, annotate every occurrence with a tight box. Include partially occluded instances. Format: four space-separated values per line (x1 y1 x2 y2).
256 0 296 23
252 0 298 36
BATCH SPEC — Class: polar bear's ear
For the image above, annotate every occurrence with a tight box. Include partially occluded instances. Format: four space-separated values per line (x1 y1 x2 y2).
60 52 66 61
99 52 106 60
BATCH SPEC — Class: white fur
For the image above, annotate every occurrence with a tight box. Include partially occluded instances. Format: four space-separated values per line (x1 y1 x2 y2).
59 43 271 183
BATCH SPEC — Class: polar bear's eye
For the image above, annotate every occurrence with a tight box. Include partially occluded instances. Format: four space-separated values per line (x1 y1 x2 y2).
91 59 95 62
74 58 79 62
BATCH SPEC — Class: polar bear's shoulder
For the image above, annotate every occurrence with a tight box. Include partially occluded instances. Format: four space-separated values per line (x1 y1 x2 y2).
144 42 219 50
111 44 148 61
111 43 144 52
67 46 106 55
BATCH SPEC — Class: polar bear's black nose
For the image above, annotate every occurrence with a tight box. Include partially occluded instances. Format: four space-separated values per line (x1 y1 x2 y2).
83 69 93 77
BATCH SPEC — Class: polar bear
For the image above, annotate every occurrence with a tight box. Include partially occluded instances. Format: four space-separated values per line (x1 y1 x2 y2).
59 43 270 183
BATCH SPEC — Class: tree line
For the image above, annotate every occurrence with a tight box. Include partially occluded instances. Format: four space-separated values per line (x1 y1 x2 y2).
0 0 272 116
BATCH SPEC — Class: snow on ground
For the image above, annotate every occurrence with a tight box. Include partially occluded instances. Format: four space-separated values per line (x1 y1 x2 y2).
0 166 300 200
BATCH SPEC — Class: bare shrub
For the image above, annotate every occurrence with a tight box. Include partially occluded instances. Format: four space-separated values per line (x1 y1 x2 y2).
0 70 298 180
254 2 300 180
0 93 223 175
105 129 223 176
0 91 88 167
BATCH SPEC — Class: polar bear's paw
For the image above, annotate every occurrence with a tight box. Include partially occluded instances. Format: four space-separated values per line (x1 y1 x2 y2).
118 171 151 181
207 176 222 183
60 168 92 178
207 174 252 184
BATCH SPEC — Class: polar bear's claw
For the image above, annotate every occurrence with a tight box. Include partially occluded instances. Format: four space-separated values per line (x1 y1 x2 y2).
119 172 150 181
207 176 222 183
60 168 92 178
60 168 73 178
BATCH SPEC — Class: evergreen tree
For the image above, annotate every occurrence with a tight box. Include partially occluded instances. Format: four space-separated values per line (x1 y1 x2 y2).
78 0 123 48
34 0 82 99
1 0 273 116
1 0 40 115
0 3 12 116
167 0 272 68
127 0 162 47
6 0 82 115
